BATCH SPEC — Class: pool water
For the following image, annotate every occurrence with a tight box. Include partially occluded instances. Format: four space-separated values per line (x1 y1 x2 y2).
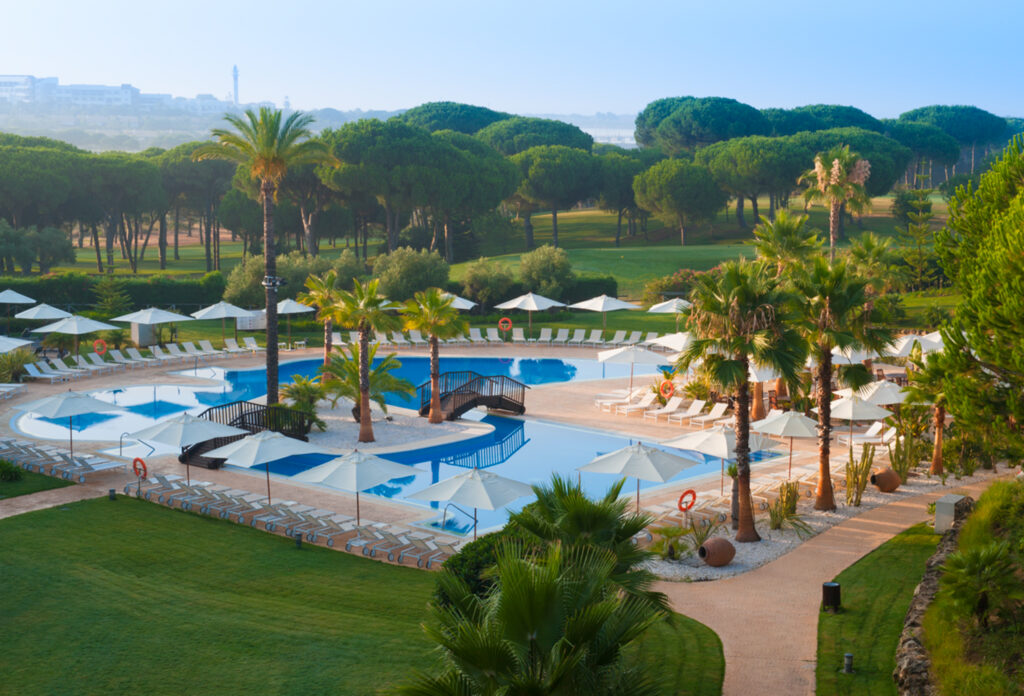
13 355 778 535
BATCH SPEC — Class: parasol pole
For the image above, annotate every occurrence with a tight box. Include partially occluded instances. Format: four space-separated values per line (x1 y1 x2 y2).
473 507 478 540
636 477 641 514
265 462 273 505
68 415 73 457
356 491 361 527
720 458 725 495
788 437 794 479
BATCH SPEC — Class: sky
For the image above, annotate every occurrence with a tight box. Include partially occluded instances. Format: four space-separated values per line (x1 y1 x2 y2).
3 0 1022 118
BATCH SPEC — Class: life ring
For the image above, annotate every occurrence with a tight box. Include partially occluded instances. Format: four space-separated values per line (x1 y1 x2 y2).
677 489 697 512
498 317 512 331
93 338 107 355
132 457 147 479
659 380 675 399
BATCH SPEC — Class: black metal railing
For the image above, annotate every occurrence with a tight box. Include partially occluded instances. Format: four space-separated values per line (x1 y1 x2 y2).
443 421 529 469
182 400 313 468
418 371 527 420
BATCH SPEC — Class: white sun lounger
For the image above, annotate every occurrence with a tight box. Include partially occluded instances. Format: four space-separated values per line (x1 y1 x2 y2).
199 340 225 356
108 349 144 369
166 344 190 360
149 345 181 363
643 395 684 421
595 387 646 409
407 330 427 347
219 338 245 354
529 328 552 344
390 332 410 347
468 328 487 344
549 328 570 345
583 330 605 347
512 328 528 344
606 330 628 346
667 399 707 425
622 331 643 346
243 337 265 353
50 359 87 379
566 329 587 346
88 352 124 372
125 347 159 365
486 328 503 343
70 355 108 374
692 402 729 428
25 363 64 383
616 392 657 416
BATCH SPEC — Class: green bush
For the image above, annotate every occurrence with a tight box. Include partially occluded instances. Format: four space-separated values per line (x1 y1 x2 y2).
564 274 618 303
0 348 35 383
372 247 449 301
0 459 23 482
331 249 367 288
435 529 523 605
223 252 333 307
519 245 574 300
642 267 714 305
92 276 133 318
460 258 515 310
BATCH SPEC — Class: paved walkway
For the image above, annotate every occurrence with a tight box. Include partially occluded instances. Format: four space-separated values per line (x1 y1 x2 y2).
0 481 109 520
654 477 1001 696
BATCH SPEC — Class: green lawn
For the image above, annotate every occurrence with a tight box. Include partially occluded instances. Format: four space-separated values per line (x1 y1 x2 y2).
816 522 940 696
0 468 72 500
0 497 724 696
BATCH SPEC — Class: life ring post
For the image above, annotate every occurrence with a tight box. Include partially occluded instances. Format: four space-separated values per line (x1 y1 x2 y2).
678 489 697 513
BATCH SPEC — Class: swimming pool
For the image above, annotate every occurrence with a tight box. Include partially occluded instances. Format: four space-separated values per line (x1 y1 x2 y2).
13 355 777 535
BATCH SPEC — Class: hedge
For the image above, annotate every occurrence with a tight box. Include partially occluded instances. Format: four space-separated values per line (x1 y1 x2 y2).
0 271 226 311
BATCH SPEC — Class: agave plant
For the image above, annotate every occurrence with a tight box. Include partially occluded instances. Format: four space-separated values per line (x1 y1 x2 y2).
319 342 414 422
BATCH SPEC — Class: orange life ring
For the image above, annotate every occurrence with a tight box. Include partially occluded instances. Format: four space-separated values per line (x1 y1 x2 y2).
93 338 107 355
659 380 675 399
677 489 697 512
498 317 512 331
132 457 147 479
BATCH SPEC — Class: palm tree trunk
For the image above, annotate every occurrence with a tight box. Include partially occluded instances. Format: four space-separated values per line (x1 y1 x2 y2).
930 404 945 475
829 201 840 262
262 179 280 406
814 351 836 510
734 365 760 542
323 317 332 367
358 326 374 442
429 335 443 424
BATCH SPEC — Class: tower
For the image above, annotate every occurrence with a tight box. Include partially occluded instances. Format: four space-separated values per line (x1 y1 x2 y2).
232 65 239 105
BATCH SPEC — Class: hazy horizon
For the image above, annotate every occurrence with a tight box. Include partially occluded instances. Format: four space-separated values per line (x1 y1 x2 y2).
3 0 1023 118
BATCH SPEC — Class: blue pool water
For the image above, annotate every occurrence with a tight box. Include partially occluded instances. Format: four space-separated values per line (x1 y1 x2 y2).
13 355 777 535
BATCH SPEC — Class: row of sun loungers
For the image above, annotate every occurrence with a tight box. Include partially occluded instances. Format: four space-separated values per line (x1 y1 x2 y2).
325 328 673 349
125 475 466 569
0 437 125 481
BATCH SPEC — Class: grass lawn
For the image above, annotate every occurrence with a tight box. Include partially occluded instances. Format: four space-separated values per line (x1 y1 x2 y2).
0 497 724 696
0 468 72 500
816 522 940 696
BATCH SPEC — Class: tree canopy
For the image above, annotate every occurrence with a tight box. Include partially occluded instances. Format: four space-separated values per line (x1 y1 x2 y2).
476 116 593 155
899 105 1006 148
395 101 512 134
653 96 769 154
633 159 727 245
791 104 884 133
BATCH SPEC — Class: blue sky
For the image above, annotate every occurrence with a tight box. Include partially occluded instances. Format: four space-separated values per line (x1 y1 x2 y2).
3 0 1021 117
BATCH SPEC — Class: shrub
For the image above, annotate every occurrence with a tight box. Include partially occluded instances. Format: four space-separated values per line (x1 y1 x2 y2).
768 482 812 537
0 348 35 383
460 258 514 310
0 459 23 482
939 541 1023 629
564 274 618 303
891 188 931 226
99 329 131 350
846 443 875 506
92 276 133 318
223 252 333 307
223 254 265 307
519 245 573 300
281 375 326 431
642 267 714 305
331 249 367 288
372 247 449 301
435 528 527 605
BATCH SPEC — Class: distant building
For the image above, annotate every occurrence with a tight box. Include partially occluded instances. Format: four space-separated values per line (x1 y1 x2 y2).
232 65 239 105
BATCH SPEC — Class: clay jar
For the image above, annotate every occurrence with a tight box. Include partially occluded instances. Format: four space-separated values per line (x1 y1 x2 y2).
698 537 736 567
871 467 901 492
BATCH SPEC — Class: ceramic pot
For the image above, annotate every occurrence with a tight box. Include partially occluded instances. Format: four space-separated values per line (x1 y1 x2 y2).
698 537 736 567
871 467 901 492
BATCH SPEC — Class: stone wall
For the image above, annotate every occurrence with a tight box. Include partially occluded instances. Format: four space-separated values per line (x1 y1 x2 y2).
892 496 975 696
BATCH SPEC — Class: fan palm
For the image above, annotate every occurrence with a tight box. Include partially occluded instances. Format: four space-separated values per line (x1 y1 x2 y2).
297 269 341 367
678 259 804 541
509 474 668 613
328 279 401 442
790 257 892 510
319 342 414 423
402 288 468 424
906 349 949 475
751 210 822 276
846 231 900 294
799 145 871 261
398 543 663 696
194 107 333 404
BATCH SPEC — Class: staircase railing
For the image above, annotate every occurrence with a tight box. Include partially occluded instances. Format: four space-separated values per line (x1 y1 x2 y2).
418 371 527 419
181 400 313 467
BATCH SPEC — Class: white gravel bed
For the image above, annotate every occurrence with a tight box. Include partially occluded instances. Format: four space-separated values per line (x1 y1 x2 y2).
303 399 468 452
646 468 1002 582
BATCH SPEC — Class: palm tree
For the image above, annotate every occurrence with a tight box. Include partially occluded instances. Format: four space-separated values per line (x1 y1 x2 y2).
790 258 892 510
679 260 804 542
906 350 948 476
194 107 332 404
509 474 668 613
751 210 822 276
329 279 400 442
846 232 900 294
401 289 468 424
297 269 340 367
799 145 871 261
319 342 414 422
398 543 663 696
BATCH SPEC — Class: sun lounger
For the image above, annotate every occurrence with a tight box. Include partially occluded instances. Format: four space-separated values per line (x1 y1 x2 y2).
583 329 604 347
221 338 248 354
107 349 143 369
836 421 884 445
390 331 411 347
566 329 587 346
55 453 125 482
622 331 643 346
345 525 388 554
126 347 159 365
88 352 124 372
667 399 706 425
407 330 428 347
616 392 657 415
182 342 208 358
510 327 526 344
427 540 463 568
330 332 344 347
468 327 487 344
243 337 265 353
595 387 645 410
446 332 470 344
0 383 25 397
167 344 190 360
691 402 729 428
348 331 361 346
364 528 418 560
528 327 552 344
640 332 661 347
198 340 225 357
397 536 447 567
72 354 110 374
606 330 627 346
549 328 570 345
149 345 181 363
24 363 64 383
50 359 88 379
486 328 503 343
306 514 358 546
643 395 684 421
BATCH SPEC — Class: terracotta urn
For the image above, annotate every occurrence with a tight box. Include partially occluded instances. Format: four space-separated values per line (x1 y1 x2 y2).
698 537 736 567
870 467 901 492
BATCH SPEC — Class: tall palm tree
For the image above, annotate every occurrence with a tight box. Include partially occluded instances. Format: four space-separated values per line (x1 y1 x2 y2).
194 107 332 404
297 269 340 367
401 289 468 424
906 350 948 476
398 543 663 696
319 342 415 421
509 474 668 613
846 231 900 294
679 260 804 542
790 258 892 510
799 145 871 262
751 210 822 276
329 279 400 442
